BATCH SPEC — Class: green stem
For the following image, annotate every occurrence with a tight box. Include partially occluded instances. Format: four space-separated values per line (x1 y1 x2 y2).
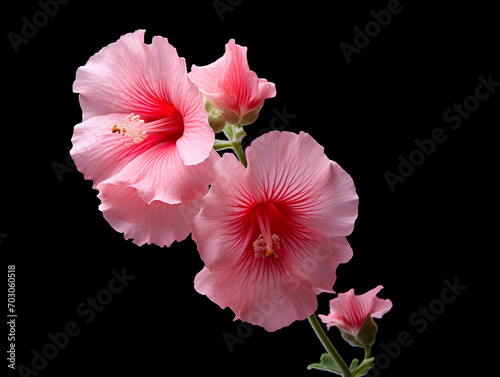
308 314 352 377
216 123 248 167
232 141 247 168
364 345 371 360
213 139 234 151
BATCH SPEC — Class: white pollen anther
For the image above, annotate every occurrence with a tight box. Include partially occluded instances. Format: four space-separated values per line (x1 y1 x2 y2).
253 234 281 259
112 113 147 148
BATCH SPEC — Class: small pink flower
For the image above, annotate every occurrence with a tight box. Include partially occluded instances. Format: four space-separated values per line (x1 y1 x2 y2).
193 131 359 331
318 286 392 343
71 30 219 247
189 39 276 126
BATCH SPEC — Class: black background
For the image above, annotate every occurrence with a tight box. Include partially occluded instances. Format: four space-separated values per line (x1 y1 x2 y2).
3 0 497 376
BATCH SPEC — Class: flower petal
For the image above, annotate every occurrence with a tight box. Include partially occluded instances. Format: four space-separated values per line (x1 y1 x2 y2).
246 131 358 236
102 143 219 205
70 113 146 188
194 256 317 332
97 183 203 247
189 39 276 120
192 153 255 270
74 30 175 121
74 30 214 167
366 286 393 319
320 286 392 336
285 234 354 295
147 35 214 165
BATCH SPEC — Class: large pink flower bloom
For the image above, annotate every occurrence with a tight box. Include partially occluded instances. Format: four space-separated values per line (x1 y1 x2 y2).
193 131 359 331
318 286 393 338
71 30 219 247
188 39 276 126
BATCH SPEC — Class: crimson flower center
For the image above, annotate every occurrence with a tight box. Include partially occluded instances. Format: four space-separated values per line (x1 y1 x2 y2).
252 203 282 259
253 233 281 258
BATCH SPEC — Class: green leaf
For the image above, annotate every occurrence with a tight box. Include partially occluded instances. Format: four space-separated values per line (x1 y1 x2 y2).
307 353 343 375
349 358 360 372
351 357 375 377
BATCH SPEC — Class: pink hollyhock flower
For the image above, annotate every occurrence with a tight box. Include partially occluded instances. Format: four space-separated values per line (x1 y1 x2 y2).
71 30 219 247
318 286 392 346
193 131 359 332
189 39 276 126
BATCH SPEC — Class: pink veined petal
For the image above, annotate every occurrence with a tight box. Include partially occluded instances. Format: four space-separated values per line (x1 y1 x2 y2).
189 39 276 118
245 132 356 296
147 35 214 166
246 131 328 202
74 30 214 167
101 141 219 206
70 112 149 189
192 131 360 331
241 201 352 295
345 286 383 323
189 40 243 112
194 254 318 332
192 153 255 271
365 286 393 319
321 286 392 335
284 234 354 295
188 54 227 99
324 289 362 334
219 39 276 114
175 102 215 166
236 70 275 116
317 313 346 331
257 78 277 105
97 183 203 247
71 107 217 202
71 30 219 249
222 40 252 113
246 131 358 237
74 30 175 122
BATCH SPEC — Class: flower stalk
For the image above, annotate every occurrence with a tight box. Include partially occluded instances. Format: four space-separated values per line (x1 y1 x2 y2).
308 314 352 377
213 123 248 167
364 345 371 360
231 140 247 167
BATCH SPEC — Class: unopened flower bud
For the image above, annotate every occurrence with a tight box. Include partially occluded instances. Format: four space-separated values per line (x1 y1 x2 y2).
318 286 392 348
205 99 227 133
189 39 276 128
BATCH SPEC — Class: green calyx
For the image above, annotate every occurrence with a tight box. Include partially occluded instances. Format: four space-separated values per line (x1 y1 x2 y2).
340 315 378 348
